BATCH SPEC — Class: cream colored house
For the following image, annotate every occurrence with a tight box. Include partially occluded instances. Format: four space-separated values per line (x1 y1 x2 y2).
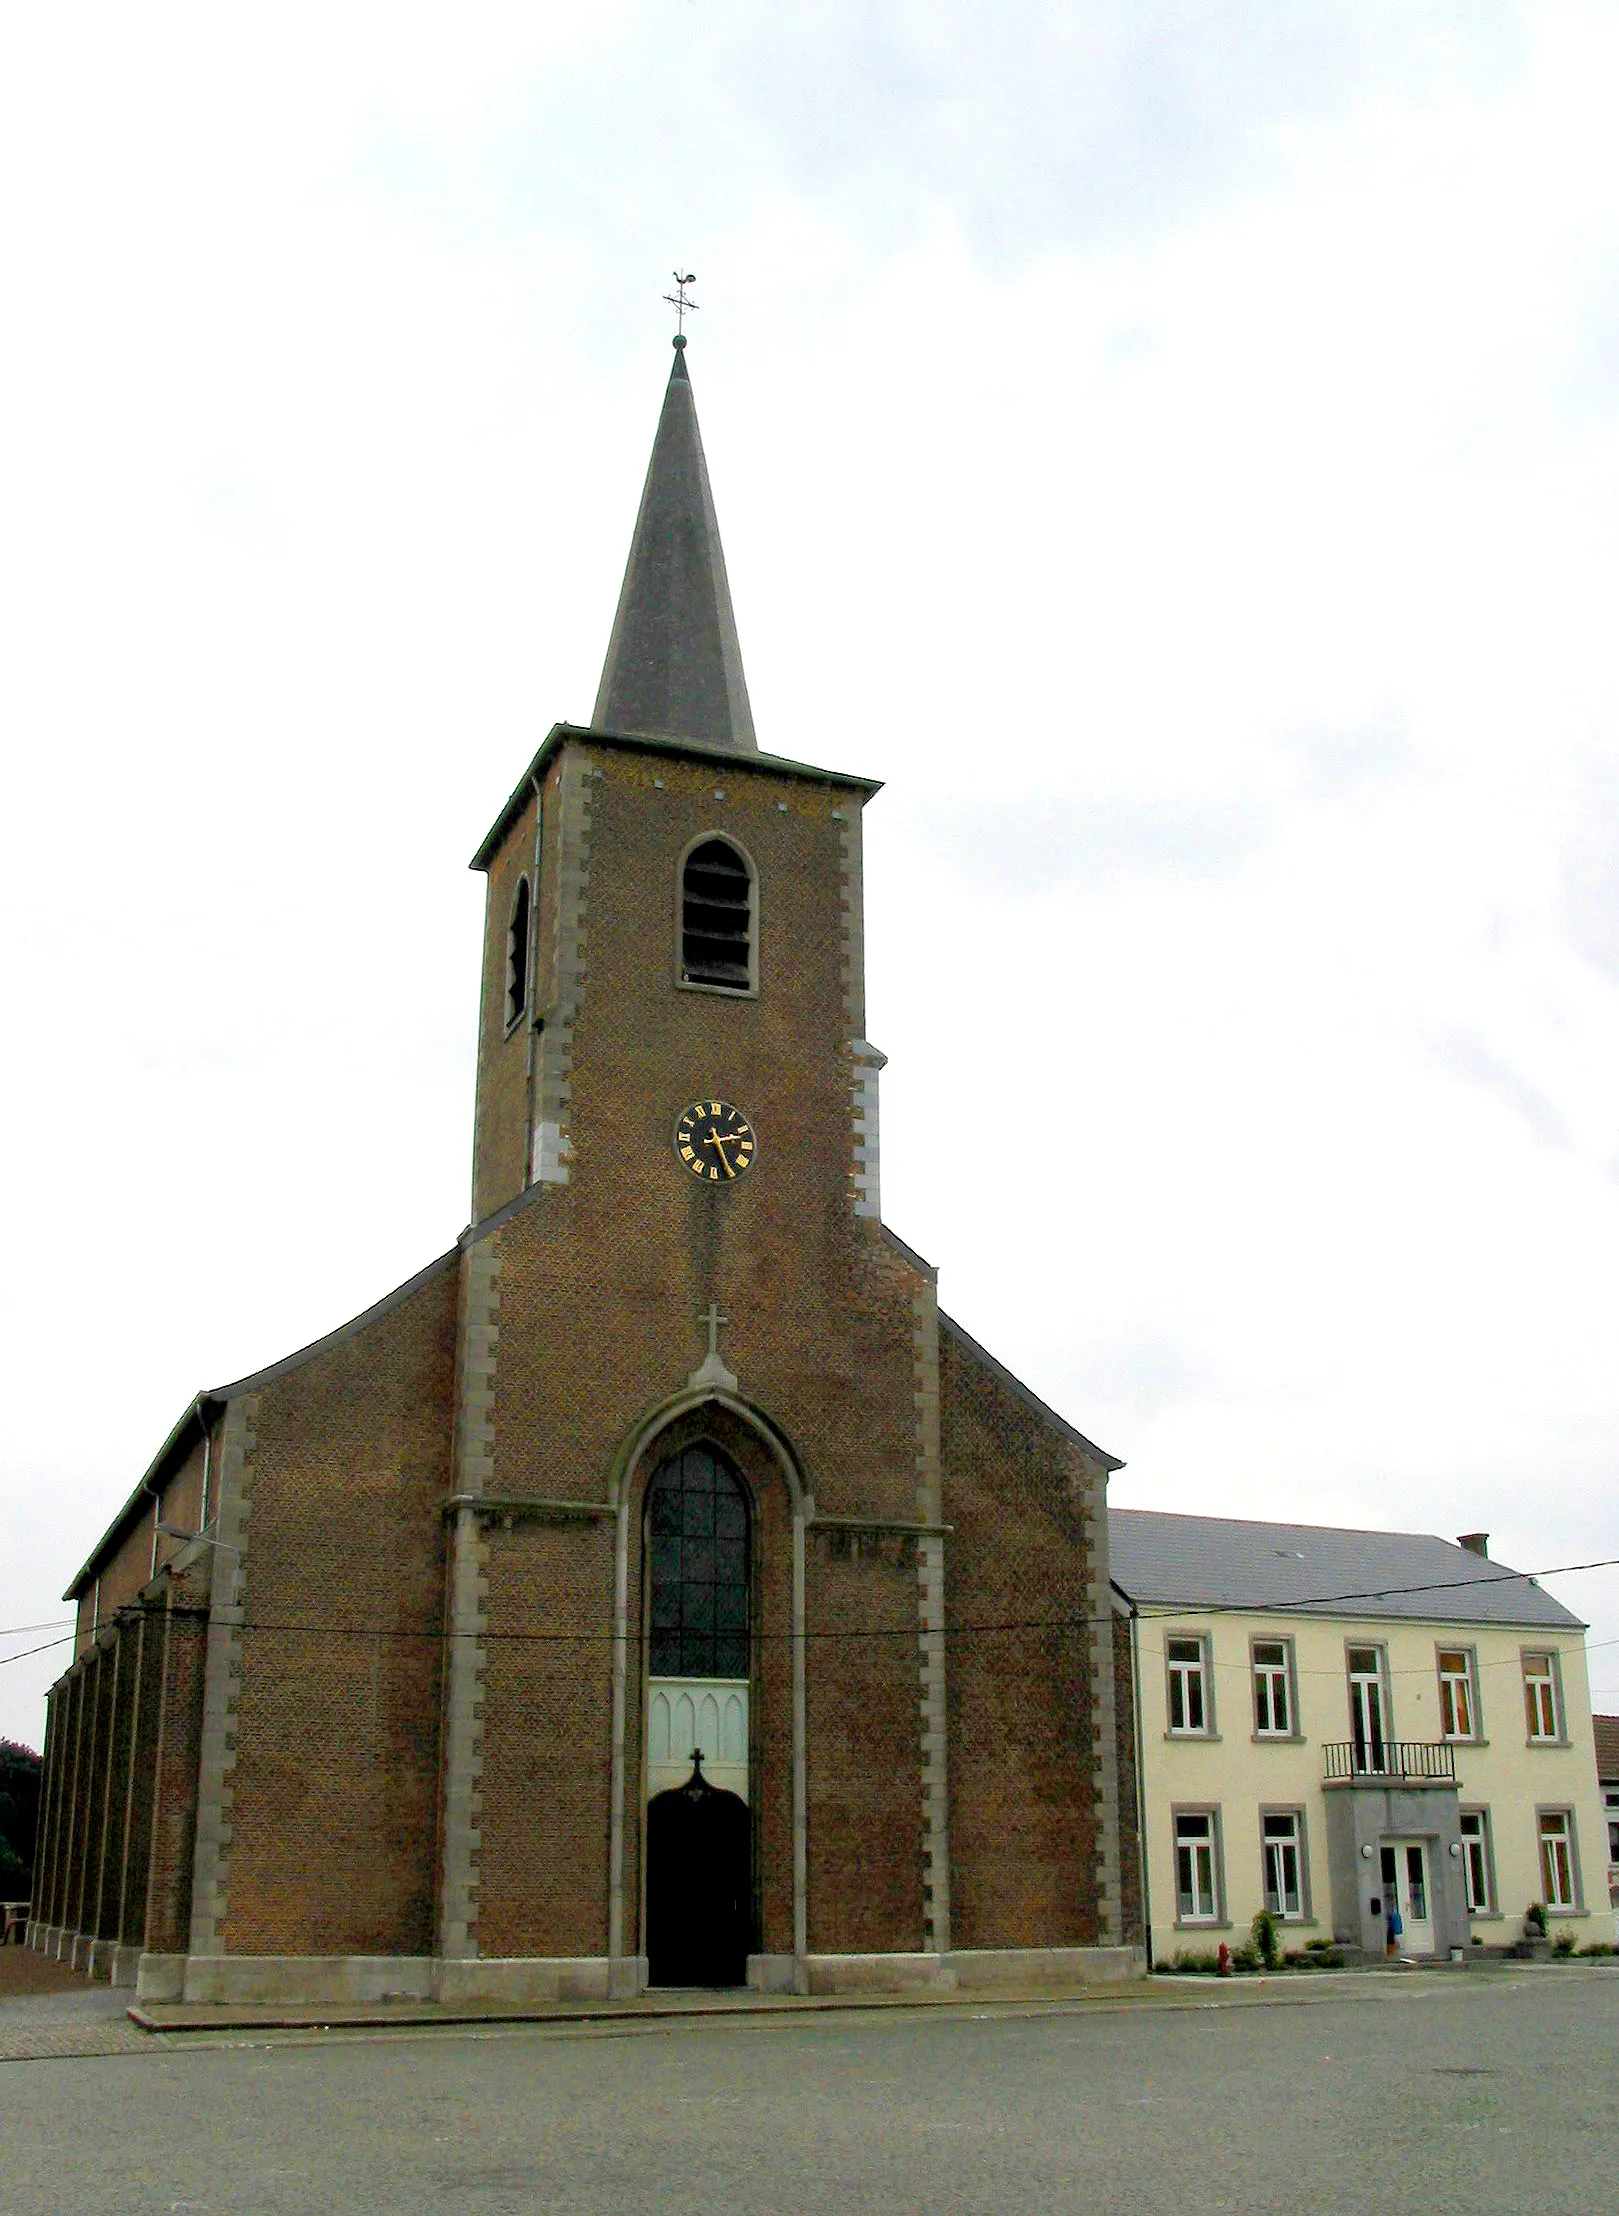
1111 1511 1607 1964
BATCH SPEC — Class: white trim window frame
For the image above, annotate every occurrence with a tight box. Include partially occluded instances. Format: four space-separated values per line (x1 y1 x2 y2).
1604 1786 1619 1870
1537 1807 1580 1911
1459 1807 1496 1915
1260 1808 1307 1920
1523 1650 1563 1744
1166 1633 1213 1736
1251 1637 1295 1738
1346 1642 1393 1769
1436 1645 1480 1742
1174 1808 1221 1925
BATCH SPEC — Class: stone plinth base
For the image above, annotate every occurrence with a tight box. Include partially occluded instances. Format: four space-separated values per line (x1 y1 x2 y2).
435 1957 611 2006
804 1951 955 1995
949 1945 1144 1989
127 1942 1147 2011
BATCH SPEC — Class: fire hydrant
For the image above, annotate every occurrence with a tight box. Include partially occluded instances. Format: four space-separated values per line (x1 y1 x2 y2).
1217 1942 1231 1978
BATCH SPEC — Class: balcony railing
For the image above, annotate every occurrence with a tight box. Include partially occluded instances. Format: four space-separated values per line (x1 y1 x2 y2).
1323 1741 1456 1782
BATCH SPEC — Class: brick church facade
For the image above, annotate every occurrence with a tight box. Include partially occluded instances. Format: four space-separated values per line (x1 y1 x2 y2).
30 341 1143 2006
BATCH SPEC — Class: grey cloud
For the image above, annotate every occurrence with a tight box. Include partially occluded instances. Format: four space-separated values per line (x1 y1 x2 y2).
1565 751 1619 987
1282 714 1416 802
908 790 1268 895
1066 1329 1212 1425
1430 1026 1573 1153
725 0 1527 261
365 1 1528 272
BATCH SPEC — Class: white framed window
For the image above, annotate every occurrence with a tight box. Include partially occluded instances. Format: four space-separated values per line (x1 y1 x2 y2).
1174 1810 1220 1923
1538 1809 1579 1910
1166 1635 1212 1735
1346 1644 1391 1771
1459 1808 1495 1914
1604 1787 1619 1868
1436 1648 1479 1741
1523 1651 1563 1743
1252 1639 1293 1737
1261 1810 1306 1919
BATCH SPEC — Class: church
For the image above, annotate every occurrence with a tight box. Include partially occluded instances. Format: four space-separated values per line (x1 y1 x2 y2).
29 337 1143 2007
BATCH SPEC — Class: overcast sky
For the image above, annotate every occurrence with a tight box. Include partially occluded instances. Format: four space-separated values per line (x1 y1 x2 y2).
4 2 1618 1748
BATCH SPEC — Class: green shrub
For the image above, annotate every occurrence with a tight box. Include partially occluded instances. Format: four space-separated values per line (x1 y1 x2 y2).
1229 1942 1259 1973
1525 1901 1548 1936
1578 1942 1615 1957
1251 1908 1280 1970
1552 1928 1578 1957
1170 1948 1222 1975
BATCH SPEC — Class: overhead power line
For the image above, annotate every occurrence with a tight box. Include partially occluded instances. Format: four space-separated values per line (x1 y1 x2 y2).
8 1556 1614 1670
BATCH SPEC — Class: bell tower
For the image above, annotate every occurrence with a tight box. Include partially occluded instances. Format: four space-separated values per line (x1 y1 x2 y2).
440 339 939 1994
466 336 885 1242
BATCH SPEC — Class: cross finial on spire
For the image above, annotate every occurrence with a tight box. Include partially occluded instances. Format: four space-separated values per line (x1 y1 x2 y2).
664 270 698 341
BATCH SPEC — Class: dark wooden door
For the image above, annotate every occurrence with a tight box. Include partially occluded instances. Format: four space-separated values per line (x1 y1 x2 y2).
646 1763 750 1987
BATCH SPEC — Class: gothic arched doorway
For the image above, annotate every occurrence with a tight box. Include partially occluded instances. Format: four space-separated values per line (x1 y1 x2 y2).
643 1443 752 1986
646 1758 750 1986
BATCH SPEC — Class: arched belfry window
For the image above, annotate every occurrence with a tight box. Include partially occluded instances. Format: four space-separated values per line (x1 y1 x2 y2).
505 875 531 1027
680 839 752 991
647 1446 749 1679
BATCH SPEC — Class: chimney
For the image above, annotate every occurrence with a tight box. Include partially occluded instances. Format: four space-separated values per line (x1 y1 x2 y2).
1457 1533 1489 1559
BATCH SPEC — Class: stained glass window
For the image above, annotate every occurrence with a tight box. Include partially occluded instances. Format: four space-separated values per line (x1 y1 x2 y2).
647 1446 750 1679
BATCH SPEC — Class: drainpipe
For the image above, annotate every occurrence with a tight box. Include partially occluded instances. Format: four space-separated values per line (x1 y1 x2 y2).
198 1416 213 1532
143 1400 212 1575
524 770 544 1176
1130 1599 1152 1971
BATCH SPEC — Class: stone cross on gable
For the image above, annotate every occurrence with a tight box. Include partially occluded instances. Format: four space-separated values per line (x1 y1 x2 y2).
687 1299 738 1396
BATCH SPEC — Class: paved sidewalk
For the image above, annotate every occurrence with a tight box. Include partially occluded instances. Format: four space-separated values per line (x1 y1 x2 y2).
0 1979 154 2063
128 1953 1607 2038
6 1955 1608 2062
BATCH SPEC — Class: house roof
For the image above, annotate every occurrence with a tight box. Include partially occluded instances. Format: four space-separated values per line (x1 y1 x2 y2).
1594 1713 1619 1782
1108 1507 1584 1631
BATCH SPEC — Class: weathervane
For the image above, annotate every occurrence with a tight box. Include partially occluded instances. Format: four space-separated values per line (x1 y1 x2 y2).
664 270 698 339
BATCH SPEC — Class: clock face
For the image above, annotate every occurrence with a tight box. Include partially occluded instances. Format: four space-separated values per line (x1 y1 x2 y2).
674 1099 757 1183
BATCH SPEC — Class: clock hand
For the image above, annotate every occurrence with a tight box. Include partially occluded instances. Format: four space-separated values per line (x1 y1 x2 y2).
707 1131 738 1175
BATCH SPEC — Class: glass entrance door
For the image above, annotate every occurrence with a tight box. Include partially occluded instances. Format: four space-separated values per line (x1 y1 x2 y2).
1379 1839 1434 1956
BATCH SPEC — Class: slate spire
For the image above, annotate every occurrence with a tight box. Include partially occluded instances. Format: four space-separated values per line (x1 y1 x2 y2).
592 338 758 753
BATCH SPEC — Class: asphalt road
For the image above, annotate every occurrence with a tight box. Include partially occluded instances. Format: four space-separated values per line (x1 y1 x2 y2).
1 1970 1613 2215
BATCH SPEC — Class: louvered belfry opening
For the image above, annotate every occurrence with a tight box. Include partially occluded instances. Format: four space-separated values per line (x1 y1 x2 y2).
681 839 751 989
506 875 531 1025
